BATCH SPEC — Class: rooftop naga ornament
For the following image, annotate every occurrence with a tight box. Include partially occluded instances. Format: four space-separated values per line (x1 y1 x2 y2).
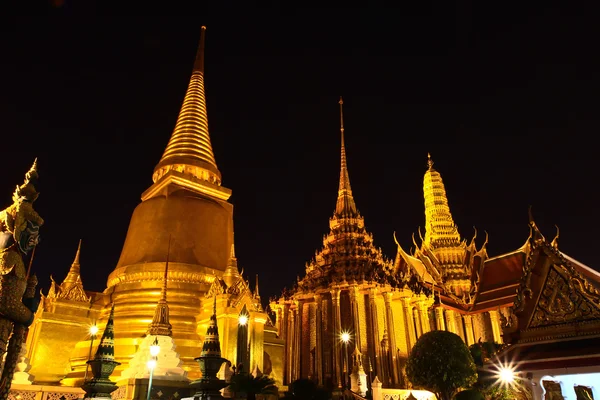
0 160 43 399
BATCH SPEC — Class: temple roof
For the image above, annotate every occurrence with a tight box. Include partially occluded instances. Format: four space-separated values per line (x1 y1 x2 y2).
47 240 90 303
294 99 407 294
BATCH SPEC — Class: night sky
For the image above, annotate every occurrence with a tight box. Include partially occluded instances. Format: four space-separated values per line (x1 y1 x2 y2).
3 6 600 304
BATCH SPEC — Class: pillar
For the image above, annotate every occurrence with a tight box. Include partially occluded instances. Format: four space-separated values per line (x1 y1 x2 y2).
349 286 362 348
286 306 294 384
413 308 422 338
331 288 342 389
383 292 399 386
488 310 503 344
463 315 475 346
293 301 302 381
401 298 416 351
250 313 266 374
445 309 457 334
368 289 382 381
371 376 383 400
417 302 431 334
434 307 445 331
314 294 324 386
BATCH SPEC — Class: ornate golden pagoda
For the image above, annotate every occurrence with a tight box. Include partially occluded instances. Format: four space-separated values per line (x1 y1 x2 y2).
103 25 235 375
19 27 281 389
271 98 433 391
396 155 485 298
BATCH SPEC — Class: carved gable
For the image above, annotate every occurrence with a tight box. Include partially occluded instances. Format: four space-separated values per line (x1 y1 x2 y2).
529 263 600 328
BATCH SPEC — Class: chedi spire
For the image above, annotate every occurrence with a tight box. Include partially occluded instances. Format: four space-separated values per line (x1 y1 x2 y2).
423 154 461 249
335 96 358 218
147 237 173 336
153 26 222 185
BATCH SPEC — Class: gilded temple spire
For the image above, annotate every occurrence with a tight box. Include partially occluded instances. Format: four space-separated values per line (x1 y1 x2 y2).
55 239 89 302
223 237 241 288
423 154 461 249
254 274 260 298
153 26 222 185
62 239 82 286
147 237 173 336
335 96 358 217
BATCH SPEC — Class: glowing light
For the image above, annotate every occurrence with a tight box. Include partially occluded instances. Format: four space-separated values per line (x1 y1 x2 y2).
499 367 515 383
147 359 157 370
341 332 351 343
89 325 99 336
150 337 160 356
239 314 248 326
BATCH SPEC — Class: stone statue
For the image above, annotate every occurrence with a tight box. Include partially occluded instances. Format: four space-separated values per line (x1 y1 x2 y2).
0 160 43 398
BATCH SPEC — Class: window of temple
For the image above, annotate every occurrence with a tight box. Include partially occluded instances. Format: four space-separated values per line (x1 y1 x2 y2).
575 385 594 400
542 380 564 400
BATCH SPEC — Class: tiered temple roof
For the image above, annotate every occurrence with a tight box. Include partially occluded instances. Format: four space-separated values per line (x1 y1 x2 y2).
294 98 414 294
47 239 89 303
395 155 487 301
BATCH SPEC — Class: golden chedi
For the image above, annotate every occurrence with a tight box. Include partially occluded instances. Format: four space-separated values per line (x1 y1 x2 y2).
105 26 233 376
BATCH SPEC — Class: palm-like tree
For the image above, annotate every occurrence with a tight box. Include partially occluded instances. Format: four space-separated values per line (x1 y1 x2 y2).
228 373 278 400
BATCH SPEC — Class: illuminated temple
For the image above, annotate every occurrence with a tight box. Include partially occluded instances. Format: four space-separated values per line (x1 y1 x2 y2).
19 26 283 395
6 26 600 400
270 99 600 397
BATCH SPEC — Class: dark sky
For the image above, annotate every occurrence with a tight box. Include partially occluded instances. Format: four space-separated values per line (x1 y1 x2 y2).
3 5 600 304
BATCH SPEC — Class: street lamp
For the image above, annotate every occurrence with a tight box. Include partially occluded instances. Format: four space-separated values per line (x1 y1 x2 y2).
498 367 515 384
146 337 160 400
340 332 351 390
83 324 99 382
238 314 248 326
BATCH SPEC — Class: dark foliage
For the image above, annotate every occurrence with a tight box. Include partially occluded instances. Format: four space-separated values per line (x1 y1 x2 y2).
406 330 477 400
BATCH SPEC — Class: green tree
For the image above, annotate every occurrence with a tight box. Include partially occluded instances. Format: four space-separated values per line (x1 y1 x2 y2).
406 330 477 400
228 373 278 400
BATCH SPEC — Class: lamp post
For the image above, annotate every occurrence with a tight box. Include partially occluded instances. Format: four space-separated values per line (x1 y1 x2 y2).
146 337 160 400
83 324 99 382
340 332 351 390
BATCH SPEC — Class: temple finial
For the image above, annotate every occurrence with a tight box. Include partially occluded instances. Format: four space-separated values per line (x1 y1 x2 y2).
423 155 460 249
213 292 217 316
62 239 83 285
255 274 260 298
153 25 221 186
147 236 173 336
194 26 207 74
161 235 171 302
335 97 357 217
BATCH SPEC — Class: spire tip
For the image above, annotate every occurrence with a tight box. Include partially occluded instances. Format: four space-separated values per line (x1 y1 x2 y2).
427 153 434 169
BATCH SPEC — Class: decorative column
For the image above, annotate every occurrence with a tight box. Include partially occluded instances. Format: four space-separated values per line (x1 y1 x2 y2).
401 298 416 351
331 288 342 389
293 301 301 381
349 286 362 348
445 309 457 334
417 302 431 334
314 294 324 386
250 313 266 374
383 292 399 386
286 306 295 384
413 308 422 338
488 310 503 344
434 307 445 331
280 304 289 384
371 376 382 400
368 289 381 379
463 315 475 346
